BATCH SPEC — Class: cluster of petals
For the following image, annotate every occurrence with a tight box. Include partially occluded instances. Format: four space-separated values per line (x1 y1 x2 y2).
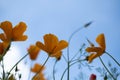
36 33 68 60
0 21 27 56
28 33 68 61
31 63 45 80
0 21 27 42
86 33 106 63
28 45 41 60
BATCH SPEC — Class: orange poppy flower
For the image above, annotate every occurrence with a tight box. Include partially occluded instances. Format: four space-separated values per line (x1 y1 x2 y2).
31 63 45 80
32 73 45 80
28 45 41 60
36 33 68 60
31 63 45 73
86 33 106 63
0 21 28 42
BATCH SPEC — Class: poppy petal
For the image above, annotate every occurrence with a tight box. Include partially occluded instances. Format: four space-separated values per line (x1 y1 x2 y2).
87 53 99 63
13 35 28 41
0 21 12 41
28 45 40 60
53 40 68 54
50 51 62 60
43 34 58 53
31 63 44 73
86 47 103 53
96 33 106 50
0 33 6 41
0 42 4 55
36 41 47 52
12 22 27 41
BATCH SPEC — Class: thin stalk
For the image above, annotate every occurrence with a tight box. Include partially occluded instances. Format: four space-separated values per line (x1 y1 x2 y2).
61 59 85 80
53 60 57 80
67 26 84 80
27 61 33 80
7 53 28 79
67 21 92 80
99 57 116 80
70 50 80 62
1 60 5 80
62 54 67 62
32 56 49 80
105 51 120 67
61 61 77 80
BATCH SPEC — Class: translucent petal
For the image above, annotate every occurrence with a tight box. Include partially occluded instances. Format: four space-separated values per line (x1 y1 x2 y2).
12 22 27 41
0 33 6 41
31 63 45 73
36 41 47 52
28 45 40 60
13 35 28 41
43 34 58 53
96 33 106 50
87 53 98 63
0 21 12 41
50 51 62 60
53 40 68 54
86 47 103 53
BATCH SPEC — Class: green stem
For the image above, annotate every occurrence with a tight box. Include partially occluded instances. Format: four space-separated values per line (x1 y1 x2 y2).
32 56 49 80
67 21 92 80
62 54 67 62
2 60 5 80
99 57 116 80
61 61 76 80
7 53 28 79
105 51 120 67
70 50 80 62
61 59 85 80
27 61 33 80
67 26 84 80
53 60 57 80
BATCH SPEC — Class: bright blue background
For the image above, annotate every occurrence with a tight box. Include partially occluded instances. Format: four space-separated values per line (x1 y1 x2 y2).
0 0 120 80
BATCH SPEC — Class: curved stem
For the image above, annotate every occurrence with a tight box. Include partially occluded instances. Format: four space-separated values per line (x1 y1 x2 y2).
99 57 116 80
105 51 120 67
53 60 57 80
27 61 33 80
67 26 84 80
32 56 49 80
62 54 67 63
61 59 85 80
70 50 80 62
2 60 5 80
7 53 28 79
61 61 77 80
67 21 92 80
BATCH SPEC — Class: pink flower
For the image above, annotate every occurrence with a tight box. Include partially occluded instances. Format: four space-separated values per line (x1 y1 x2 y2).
89 74 96 80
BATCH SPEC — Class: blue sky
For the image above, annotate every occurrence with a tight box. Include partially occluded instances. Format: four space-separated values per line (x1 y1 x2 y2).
0 0 120 80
